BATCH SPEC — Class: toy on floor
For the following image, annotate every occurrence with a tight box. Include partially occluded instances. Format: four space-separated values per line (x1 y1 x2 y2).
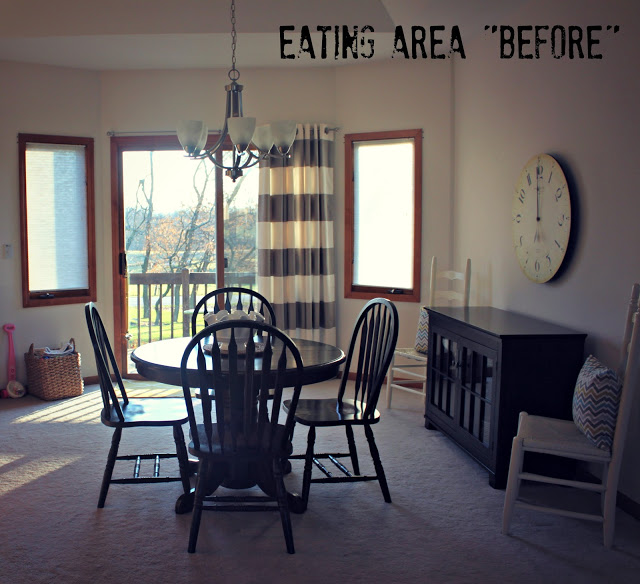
1 324 26 399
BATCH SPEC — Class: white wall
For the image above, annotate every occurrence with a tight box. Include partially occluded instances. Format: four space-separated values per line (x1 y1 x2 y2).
453 0 640 502
0 61 102 382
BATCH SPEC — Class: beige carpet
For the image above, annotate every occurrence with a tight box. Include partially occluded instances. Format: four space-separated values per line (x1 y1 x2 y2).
1 380 639 584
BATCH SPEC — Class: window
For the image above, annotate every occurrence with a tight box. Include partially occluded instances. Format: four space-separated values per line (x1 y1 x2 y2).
18 134 96 307
344 129 422 302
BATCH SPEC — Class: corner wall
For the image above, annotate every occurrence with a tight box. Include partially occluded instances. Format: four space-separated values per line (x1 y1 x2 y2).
453 0 640 504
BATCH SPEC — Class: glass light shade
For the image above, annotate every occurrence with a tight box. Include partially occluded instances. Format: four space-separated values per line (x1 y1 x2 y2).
177 120 208 155
227 116 256 153
271 121 297 155
251 125 274 153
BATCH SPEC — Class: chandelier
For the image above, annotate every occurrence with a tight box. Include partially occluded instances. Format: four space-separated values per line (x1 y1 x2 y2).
177 0 297 181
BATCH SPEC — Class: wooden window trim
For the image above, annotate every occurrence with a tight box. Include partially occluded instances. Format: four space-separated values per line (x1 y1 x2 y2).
109 133 229 373
344 129 423 303
18 133 96 308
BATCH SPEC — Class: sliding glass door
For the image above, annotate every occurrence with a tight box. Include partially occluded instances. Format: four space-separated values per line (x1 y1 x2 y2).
110 135 259 375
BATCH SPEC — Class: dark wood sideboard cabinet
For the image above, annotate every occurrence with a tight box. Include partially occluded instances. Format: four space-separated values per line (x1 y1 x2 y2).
425 306 586 489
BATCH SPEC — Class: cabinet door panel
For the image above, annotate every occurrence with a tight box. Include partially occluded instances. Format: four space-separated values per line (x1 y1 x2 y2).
430 332 458 419
459 345 495 448
426 323 498 468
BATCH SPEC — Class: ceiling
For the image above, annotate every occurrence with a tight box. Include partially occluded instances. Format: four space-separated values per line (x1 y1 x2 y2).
0 0 527 70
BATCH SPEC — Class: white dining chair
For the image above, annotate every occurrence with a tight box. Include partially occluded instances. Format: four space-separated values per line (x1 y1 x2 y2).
502 283 640 548
386 257 470 408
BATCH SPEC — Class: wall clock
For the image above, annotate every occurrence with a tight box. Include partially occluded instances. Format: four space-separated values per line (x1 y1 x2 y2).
512 153 571 283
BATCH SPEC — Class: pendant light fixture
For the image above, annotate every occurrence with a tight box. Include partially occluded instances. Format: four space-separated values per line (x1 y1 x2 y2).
177 0 297 181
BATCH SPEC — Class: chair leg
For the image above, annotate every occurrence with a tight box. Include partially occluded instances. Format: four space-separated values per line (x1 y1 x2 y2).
421 364 428 404
301 426 316 508
273 457 295 554
364 424 391 503
174 424 195 515
502 436 525 535
173 424 192 495
603 491 617 548
600 461 610 515
345 425 360 475
98 426 122 508
602 463 617 549
188 459 208 554
386 355 396 408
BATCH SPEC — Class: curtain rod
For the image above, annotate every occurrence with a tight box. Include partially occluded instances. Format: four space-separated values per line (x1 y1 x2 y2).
108 126 340 137
108 130 181 136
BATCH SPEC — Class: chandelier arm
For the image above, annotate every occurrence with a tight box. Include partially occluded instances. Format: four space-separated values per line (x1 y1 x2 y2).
197 148 259 174
204 151 220 167
209 129 228 155
189 133 291 167
239 149 260 166
236 151 263 171
230 148 254 171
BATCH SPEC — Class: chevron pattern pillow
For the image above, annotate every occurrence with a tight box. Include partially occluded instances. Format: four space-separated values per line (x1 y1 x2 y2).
572 355 622 452
414 306 429 354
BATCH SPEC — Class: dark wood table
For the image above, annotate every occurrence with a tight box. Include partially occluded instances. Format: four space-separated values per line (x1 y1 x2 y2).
131 335 346 388
131 335 345 513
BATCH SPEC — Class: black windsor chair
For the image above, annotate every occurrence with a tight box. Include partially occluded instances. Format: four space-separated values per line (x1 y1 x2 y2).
283 297 399 511
181 320 304 554
190 287 276 335
84 302 193 513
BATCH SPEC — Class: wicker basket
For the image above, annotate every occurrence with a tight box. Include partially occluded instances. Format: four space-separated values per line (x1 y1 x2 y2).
24 339 84 401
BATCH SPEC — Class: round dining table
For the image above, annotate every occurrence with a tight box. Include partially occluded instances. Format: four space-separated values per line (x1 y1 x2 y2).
131 335 346 388
131 335 345 514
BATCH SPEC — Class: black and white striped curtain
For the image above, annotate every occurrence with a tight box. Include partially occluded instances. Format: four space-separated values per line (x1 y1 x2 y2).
257 123 336 344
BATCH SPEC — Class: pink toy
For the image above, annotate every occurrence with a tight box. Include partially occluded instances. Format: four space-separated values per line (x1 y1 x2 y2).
2 324 26 398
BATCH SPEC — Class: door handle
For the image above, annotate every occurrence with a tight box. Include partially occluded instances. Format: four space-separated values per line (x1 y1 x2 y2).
119 252 128 276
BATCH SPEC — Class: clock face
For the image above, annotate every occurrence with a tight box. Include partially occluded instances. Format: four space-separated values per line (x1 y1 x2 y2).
512 154 571 283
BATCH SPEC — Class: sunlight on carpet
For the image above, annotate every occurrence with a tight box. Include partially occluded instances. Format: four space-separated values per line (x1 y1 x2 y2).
0 454 83 496
124 380 184 398
12 382 183 425
12 391 102 424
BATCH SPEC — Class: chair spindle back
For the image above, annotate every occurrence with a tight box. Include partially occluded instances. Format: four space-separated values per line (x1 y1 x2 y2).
190 287 276 335
182 321 303 456
84 302 128 422
338 298 399 418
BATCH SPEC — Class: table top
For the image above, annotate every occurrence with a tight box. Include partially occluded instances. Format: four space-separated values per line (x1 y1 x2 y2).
131 336 346 387
428 306 587 338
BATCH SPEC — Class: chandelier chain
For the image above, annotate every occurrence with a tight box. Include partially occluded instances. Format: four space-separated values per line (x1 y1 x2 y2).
229 0 239 81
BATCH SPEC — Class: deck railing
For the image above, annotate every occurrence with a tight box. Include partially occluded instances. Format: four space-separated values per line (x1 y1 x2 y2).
127 269 255 346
